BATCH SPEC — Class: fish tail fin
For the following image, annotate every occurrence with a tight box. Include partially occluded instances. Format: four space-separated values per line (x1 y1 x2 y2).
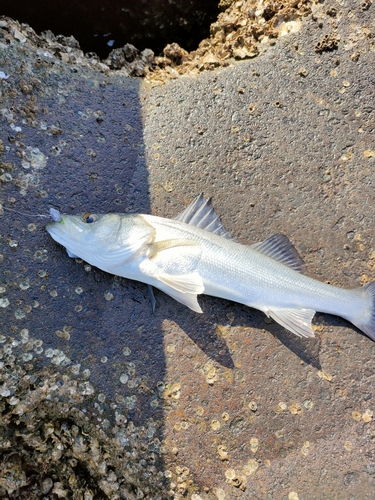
350 281 375 341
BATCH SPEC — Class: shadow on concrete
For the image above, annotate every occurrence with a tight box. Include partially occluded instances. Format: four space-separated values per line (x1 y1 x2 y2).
152 289 322 370
0 63 169 488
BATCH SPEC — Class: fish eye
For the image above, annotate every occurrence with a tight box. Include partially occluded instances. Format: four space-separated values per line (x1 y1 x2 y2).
82 213 98 223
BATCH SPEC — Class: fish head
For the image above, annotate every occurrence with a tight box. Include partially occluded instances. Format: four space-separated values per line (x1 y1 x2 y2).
46 212 122 255
46 211 155 270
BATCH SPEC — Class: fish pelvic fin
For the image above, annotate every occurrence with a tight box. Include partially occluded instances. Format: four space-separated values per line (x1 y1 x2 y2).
66 248 79 258
153 273 204 313
350 281 375 341
156 271 204 312
157 270 205 295
251 234 305 272
163 287 203 313
265 307 315 338
175 194 235 240
147 284 157 314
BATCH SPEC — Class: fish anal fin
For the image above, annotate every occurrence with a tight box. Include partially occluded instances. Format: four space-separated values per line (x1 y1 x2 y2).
147 239 200 259
175 194 235 240
266 307 315 338
251 234 305 272
157 271 205 295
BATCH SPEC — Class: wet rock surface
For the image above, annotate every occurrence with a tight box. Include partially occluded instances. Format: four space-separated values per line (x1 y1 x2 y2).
1 1 375 499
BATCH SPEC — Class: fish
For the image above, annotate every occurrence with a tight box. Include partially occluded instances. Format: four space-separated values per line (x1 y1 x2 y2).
46 194 375 341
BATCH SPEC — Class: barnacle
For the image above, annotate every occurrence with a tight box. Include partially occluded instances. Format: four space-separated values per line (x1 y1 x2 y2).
315 34 339 53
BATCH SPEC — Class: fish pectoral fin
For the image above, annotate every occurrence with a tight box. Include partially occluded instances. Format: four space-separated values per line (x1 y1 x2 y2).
148 239 200 259
265 307 315 338
157 271 205 295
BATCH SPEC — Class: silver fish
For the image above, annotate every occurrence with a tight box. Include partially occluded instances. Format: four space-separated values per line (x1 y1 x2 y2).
46 195 375 341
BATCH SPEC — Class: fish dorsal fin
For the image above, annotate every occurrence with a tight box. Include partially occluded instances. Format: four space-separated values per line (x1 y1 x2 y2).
251 234 304 272
175 194 235 240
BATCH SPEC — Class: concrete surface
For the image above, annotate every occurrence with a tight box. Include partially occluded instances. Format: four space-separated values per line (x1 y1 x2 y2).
0 1 374 499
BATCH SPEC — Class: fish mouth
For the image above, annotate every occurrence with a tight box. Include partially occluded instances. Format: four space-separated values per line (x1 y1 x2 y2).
46 217 85 251
45 221 63 236
46 221 70 248
46 223 83 262
46 208 66 240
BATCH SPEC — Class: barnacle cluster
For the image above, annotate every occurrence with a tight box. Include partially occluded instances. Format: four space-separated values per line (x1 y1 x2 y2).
103 44 155 76
145 0 313 82
103 0 314 79
1 0 313 82
0 331 169 499
315 33 339 52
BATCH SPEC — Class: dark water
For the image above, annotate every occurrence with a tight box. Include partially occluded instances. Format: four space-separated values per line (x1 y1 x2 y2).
1 0 219 58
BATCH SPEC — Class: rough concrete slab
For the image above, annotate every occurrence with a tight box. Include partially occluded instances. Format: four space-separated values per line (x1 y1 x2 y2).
1 1 375 499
